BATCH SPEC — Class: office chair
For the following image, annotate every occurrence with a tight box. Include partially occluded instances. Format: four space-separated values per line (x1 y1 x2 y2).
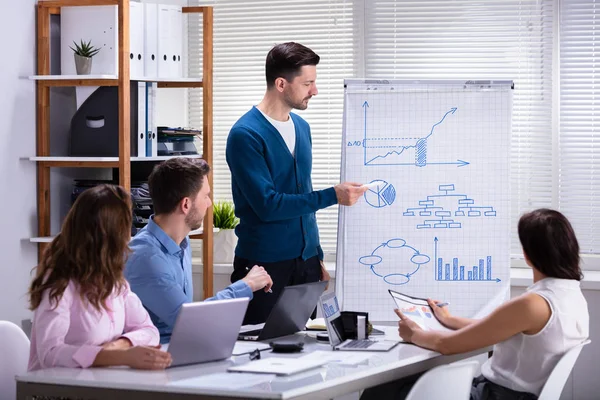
538 340 591 400
405 360 479 400
0 321 30 400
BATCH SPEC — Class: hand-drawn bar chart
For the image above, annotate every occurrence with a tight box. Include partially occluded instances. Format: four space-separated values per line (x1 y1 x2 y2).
433 237 501 283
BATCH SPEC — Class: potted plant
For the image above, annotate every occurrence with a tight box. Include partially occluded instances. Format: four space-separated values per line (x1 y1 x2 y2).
212 201 239 264
69 39 101 75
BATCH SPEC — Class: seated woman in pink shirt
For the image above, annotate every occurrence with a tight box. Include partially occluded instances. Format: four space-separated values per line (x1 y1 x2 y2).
28 184 171 371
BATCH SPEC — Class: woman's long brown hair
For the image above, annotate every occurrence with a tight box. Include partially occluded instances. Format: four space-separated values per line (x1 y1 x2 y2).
29 184 133 312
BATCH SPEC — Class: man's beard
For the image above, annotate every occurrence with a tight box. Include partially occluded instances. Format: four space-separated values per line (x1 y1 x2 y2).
284 92 311 110
185 206 203 231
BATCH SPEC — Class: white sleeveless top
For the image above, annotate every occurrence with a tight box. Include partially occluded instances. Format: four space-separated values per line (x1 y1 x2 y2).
481 277 589 395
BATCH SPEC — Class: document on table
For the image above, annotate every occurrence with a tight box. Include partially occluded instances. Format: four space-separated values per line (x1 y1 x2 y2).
169 372 276 389
239 323 265 333
232 341 271 356
300 350 372 366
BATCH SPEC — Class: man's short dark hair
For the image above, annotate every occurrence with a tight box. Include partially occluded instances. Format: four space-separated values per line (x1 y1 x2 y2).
265 42 320 89
518 208 582 281
148 158 211 215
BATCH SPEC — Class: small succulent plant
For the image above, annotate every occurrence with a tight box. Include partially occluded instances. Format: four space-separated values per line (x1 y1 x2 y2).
70 40 100 58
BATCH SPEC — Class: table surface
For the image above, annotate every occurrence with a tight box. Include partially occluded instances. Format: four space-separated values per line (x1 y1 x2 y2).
17 326 490 400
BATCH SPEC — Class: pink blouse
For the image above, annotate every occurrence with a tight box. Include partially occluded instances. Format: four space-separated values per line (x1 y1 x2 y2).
28 280 159 371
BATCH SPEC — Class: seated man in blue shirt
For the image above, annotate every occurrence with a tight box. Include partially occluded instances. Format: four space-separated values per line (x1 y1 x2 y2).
125 158 273 343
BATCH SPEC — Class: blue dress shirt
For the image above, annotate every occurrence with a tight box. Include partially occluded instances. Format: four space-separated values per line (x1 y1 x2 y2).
125 216 253 343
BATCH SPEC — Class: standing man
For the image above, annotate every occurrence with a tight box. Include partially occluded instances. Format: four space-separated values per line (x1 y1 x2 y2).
125 158 273 343
226 42 366 324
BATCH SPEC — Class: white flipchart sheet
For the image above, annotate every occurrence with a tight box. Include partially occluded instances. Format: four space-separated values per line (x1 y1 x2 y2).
337 80 513 322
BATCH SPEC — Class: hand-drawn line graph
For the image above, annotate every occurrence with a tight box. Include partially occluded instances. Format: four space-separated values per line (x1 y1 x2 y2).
364 180 396 208
433 237 501 283
403 184 497 229
358 238 430 285
359 103 469 167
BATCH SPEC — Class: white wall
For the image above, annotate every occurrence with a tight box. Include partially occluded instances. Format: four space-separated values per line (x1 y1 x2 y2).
0 0 38 326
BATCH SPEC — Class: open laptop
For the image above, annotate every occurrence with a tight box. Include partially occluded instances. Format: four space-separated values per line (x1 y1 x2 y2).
163 297 249 367
238 280 328 341
319 292 400 351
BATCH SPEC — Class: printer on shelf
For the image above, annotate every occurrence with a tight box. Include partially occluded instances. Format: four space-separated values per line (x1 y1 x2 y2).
157 126 201 156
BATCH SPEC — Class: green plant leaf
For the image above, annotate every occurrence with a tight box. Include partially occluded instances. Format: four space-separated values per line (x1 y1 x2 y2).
213 201 239 229
71 39 100 57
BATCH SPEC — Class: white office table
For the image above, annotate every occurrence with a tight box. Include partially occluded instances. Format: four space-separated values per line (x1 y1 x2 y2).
17 328 490 400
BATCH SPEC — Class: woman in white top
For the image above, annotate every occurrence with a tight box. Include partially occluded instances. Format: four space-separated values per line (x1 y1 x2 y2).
364 208 589 400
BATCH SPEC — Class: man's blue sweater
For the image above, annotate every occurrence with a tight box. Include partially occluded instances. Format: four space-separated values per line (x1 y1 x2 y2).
226 106 338 263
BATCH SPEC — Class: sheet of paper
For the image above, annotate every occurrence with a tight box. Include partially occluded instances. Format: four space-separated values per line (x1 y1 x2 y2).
232 341 271 356
239 323 265 333
228 357 327 375
300 350 372 366
306 317 326 330
169 372 275 389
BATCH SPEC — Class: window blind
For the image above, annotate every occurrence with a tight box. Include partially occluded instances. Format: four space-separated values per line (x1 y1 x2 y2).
188 0 358 257
363 0 556 255
559 0 600 254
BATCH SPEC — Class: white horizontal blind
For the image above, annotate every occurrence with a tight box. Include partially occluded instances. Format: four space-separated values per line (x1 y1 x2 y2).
559 0 600 254
189 0 358 257
364 0 555 255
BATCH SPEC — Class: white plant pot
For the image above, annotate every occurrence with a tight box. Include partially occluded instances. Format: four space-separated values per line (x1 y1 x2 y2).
213 229 237 265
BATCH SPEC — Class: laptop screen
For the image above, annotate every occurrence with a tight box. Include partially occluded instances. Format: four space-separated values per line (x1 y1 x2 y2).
319 292 345 346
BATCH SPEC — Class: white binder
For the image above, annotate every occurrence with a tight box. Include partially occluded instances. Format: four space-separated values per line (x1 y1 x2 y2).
170 7 183 78
157 4 172 78
157 5 183 78
136 82 146 157
129 2 144 79
143 3 158 78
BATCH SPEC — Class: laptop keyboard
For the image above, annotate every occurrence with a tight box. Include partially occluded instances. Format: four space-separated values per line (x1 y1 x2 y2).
342 339 376 349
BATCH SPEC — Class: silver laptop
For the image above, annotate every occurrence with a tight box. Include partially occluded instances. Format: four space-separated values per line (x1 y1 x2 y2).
163 297 249 367
319 292 399 352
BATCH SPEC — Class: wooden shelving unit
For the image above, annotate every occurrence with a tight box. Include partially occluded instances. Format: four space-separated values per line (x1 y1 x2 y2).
34 0 215 297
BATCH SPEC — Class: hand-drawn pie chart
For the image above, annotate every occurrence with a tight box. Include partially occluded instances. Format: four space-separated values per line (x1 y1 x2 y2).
364 180 396 208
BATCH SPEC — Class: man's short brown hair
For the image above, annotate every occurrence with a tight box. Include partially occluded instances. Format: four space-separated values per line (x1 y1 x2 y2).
148 158 210 215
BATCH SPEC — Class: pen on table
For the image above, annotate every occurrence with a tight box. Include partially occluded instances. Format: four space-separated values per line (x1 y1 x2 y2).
436 302 449 307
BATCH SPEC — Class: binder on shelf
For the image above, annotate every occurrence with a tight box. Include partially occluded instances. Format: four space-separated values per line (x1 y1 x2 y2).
137 82 146 157
145 82 158 157
157 5 183 78
144 3 159 78
170 7 183 78
129 1 145 79
157 5 171 78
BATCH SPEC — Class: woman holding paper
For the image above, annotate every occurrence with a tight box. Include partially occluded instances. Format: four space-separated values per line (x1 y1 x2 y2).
379 208 589 400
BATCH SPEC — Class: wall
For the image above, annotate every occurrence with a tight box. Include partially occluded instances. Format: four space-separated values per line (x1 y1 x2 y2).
0 0 38 325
